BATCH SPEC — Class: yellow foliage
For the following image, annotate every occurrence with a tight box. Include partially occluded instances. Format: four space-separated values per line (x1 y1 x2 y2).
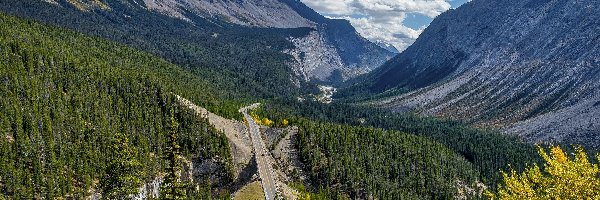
297 193 311 200
486 145 600 200
261 118 273 126
251 113 261 123
249 111 275 127
281 119 289 127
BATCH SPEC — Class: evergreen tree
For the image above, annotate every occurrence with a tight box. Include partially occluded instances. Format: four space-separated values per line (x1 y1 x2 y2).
293 119 481 199
160 110 186 200
100 132 144 200
0 13 232 199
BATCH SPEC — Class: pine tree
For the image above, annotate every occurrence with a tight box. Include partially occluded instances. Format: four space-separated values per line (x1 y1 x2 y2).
100 132 144 200
160 110 186 200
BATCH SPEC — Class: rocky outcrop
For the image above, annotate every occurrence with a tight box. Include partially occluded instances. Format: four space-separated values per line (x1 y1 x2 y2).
285 31 345 81
362 0 600 147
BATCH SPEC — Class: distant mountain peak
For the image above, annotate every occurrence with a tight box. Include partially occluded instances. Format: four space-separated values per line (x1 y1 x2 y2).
32 0 394 84
375 41 400 54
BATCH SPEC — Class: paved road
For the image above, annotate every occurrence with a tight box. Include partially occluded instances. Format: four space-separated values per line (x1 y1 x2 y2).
240 104 277 200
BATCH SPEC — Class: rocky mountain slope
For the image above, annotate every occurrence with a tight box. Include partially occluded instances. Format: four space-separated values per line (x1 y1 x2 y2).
9 0 394 85
350 0 600 148
64 0 392 83
141 0 395 82
143 0 313 28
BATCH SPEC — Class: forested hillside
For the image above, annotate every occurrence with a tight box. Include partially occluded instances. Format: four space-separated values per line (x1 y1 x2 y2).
0 13 233 198
254 99 542 197
296 120 481 199
0 0 318 101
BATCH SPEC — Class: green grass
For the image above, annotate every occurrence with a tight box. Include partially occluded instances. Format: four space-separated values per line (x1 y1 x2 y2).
234 181 265 200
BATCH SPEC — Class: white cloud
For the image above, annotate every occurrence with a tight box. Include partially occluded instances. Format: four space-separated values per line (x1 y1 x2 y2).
301 0 453 51
301 0 356 15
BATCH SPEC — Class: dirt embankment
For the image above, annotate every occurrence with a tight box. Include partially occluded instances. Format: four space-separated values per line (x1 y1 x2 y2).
175 96 253 182
177 96 309 199
263 126 311 200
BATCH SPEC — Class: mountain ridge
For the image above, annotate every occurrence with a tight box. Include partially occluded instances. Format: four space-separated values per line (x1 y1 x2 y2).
109 0 396 82
162 0 396 82
345 0 600 148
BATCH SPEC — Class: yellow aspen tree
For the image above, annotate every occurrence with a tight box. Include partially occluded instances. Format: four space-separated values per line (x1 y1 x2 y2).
486 145 600 199
262 118 273 126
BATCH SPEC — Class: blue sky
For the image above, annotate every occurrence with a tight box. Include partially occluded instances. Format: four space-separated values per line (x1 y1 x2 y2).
301 0 470 51
405 0 469 29
450 0 470 8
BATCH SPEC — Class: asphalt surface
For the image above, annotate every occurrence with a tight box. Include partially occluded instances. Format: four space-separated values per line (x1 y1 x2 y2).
240 104 277 200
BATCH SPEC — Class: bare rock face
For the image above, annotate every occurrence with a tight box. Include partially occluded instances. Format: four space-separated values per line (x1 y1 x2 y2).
142 0 314 28
141 0 395 83
364 0 600 147
285 31 345 81
194 158 231 187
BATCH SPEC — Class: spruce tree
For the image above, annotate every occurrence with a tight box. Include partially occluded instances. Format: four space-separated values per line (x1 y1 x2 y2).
100 132 144 200
160 110 186 200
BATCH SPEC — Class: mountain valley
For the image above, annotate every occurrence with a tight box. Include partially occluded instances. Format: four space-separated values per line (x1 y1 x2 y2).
343 0 600 148
0 0 599 199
